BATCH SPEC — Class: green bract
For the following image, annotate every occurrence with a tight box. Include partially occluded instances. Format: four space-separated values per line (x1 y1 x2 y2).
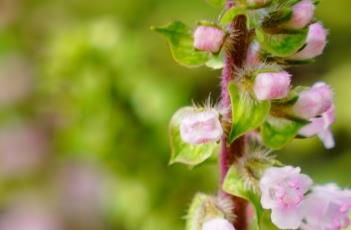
220 7 247 26
169 107 220 166
153 21 210 67
256 28 308 57
228 83 270 143
186 193 226 230
261 115 308 149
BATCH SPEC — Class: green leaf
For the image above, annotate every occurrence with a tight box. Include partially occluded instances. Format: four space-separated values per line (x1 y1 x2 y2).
169 107 220 166
186 193 225 230
223 165 263 229
220 7 247 26
206 53 224 69
261 115 307 149
228 83 270 143
262 8 293 28
152 21 210 67
256 28 308 57
206 0 226 8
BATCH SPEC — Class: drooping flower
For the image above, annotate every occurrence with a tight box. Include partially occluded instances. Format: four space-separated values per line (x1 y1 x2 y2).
260 166 313 229
290 22 328 60
285 0 315 29
293 82 333 119
193 26 226 53
202 218 235 230
299 105 335 149
253 71 291 101
180 108 223 145
301 184 351 230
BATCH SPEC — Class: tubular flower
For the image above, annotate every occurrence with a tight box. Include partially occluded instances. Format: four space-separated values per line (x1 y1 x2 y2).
286 0 315 29
260 166 313 229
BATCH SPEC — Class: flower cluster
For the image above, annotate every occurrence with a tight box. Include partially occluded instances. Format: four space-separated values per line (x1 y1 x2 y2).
156 0 350 229
260 167 351 230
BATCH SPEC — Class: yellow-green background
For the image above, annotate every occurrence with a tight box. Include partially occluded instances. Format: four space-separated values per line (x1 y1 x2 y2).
0 0 350 229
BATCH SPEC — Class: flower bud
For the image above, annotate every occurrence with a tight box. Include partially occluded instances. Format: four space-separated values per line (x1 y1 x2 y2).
285 0 315 29
180 109 223 145
290 23 328 60
293 82 333 119
202 218 235 230
253 71 291 101
193 26 225 53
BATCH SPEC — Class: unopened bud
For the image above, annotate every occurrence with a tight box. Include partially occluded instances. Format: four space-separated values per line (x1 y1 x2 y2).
193 26 225 53
286 0 315 29
253 71 291 101
202 218 235 230
290 23 328 60
293 82 333 119
180 109 223 145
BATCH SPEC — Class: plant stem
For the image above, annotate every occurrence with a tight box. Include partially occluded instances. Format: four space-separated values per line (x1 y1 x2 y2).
219 5 250 229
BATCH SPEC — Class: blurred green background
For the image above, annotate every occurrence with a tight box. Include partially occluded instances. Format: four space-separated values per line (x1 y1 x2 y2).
0 0 350 229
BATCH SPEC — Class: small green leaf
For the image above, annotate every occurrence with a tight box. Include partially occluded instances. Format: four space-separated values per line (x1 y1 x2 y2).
206 0 226 8
256 28 308 57
186 193 225 230
262 8 293 28
153 21 210 67
206 53 224 69
223 165 263 229
220 7 247 26
169 107 219 166
228 83 270 143
261 115 307 149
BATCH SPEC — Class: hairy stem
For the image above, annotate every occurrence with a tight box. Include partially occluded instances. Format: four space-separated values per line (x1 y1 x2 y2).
219 11 250 230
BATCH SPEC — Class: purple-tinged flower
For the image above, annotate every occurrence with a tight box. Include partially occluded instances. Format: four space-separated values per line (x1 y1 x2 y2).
180 109 223 145
290 23 328 60
202 218 235 230
285 0 315 29
301 184 351 230
193 26 226 53
299 105 335 149
293 82 333 119
260 166 313 229
254 71 291 101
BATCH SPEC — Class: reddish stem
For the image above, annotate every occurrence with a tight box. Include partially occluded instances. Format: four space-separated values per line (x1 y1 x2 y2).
219 9 250 230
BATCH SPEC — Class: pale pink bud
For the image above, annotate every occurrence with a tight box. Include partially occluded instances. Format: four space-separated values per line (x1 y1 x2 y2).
286 0 315 29
180 109 223 145
202 218 235 230
245 42 261 66
254 71 291 101
299 105 335 149
193 26 225 53
293 82 333 119
291 23 328 60
260 166 313 229
301 184 351 230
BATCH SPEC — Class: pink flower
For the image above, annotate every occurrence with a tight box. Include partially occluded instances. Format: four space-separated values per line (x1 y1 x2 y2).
290 23 328 60
253 71 291 101
260 166 313 229
193 26 226 53
301 184 351 230
202 218 235 230
293 82 333 119
285 0 315 29
299 105 335 149
180 109 223 145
